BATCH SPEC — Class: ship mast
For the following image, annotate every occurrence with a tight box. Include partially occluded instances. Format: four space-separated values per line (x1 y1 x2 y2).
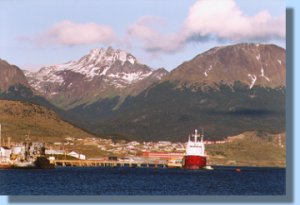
194 129 200 142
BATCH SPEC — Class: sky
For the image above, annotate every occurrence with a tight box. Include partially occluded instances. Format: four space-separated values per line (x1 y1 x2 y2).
0 0 285 71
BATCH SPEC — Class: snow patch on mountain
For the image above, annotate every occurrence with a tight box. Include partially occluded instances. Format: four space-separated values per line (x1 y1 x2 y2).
277 59 282 65
26 66 64 85
256 54 260 61
100 66 111 76
260 68 270 82
152 71 167 80
127 56 135 64
248 74 257 89
203 65 213 77
108 71 152 83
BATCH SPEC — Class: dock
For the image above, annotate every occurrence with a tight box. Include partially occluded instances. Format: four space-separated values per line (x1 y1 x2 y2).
53 159 168 168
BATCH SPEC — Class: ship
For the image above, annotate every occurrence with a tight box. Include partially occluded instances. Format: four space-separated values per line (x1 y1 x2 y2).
182 129 207 170
34 156 55 169
13 157 55 169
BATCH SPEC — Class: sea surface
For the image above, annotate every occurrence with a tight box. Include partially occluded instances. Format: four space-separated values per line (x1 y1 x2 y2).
0 166 285 195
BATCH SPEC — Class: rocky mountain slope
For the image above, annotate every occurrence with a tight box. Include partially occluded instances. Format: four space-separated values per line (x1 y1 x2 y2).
165 43 285 89
25 47 168 109
0 59 30 91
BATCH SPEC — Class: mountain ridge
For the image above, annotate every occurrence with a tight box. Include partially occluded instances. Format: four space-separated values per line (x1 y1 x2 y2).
1 43 286 141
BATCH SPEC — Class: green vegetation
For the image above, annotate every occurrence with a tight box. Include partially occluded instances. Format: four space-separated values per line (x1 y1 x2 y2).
67 81 285 142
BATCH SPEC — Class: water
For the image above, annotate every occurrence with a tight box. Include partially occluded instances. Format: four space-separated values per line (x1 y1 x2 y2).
0 166 285 195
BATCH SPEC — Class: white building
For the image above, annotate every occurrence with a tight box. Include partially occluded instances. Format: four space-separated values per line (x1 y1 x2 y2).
11 146 24 155
158 141 172 146
67 151 86 160
45 149 65 155
0 147 12 158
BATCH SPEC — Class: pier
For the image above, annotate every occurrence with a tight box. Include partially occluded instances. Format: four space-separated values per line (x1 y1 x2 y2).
53 159 168 168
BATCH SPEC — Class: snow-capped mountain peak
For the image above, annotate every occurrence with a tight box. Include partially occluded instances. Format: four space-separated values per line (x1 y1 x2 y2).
24 48 168 107
81 47 137 67
25 47 148 84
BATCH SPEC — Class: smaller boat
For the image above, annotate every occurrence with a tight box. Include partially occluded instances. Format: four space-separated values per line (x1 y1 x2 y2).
203 165 214 170
0 158 13 169
13 160 35 169
235 168 241 172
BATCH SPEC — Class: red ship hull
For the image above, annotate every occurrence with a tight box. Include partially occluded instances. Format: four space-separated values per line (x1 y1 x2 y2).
183 155 206 170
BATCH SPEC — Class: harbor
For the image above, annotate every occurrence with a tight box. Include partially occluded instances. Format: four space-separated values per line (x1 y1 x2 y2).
1 125 215 170
0 120 286 169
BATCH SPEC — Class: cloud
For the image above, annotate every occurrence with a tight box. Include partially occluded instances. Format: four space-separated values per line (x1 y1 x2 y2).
125 16 185 53
27 0 285 54
183 0 285 42
37 20 116 46
125 0 285 54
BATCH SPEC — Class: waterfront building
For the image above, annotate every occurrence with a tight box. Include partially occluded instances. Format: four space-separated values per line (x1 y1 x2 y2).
68 151 86 160
142 152 184 160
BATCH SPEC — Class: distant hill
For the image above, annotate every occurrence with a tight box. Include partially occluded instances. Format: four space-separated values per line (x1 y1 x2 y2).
0 100 94 143
206 131 286 167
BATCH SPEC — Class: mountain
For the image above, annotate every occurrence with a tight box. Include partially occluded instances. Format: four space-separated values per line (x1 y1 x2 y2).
165 43 285 89
25 47 168 109
64 43 285 141
0 59 30 91
4 43 285 141
0 100 94 142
